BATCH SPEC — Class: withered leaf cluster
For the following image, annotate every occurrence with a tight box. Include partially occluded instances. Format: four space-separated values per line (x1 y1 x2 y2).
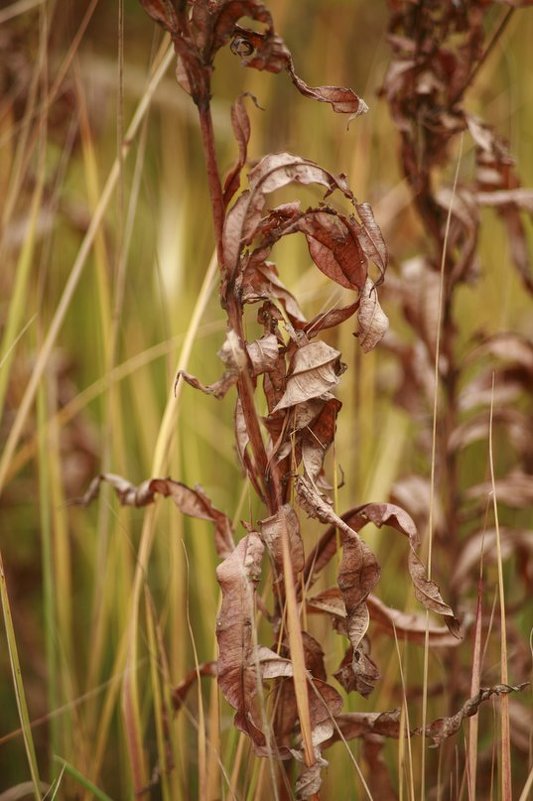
73 1 533 796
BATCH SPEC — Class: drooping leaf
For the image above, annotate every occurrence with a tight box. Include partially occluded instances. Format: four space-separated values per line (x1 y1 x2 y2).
307 588 462 647
287 57 368 118
223 93 262 207
73 473 236 558
297 479 461 637
423 684 529 746
216 532 270 748
176 368 238 399
356 278 389 352
150 478 235 558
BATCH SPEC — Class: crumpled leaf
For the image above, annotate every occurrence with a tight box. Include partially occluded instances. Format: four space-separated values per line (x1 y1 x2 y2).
258 504 304 586
307 588 462 648
241 259 306 324
216 532 283 749
334 642 380 697
227 19 367 118
176 328 246 399
246 333 279 376
297 478 462 638
73 474 235 558
273 341 343 412
356 278 389 352
222 152 354 278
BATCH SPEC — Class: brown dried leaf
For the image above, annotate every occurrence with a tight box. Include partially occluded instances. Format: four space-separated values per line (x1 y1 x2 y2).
356 202 388 279
73 472 155 507
300 397 341 484
223 93 262 207
356 278 389 352
241 260 306 324
222 153 354 278
297 480 461 637
307 588 461 647
287 57 368 118
326 709 403 746
74 474 235 558
246 333 279 376
258 505 304 585
177 368 238 399
334 643 380 698
423 684 529 746
304 301 360 338
216 532 267 747
273 341 343 412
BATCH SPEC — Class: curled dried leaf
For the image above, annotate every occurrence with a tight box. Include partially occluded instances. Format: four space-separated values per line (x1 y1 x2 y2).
73 474 235 558
356 278 389 352
273 341 343 412
422 683 529 746
246 333 279 376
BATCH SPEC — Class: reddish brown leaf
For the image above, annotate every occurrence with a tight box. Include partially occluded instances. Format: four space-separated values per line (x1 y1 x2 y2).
334 643 380 698
74 472 155 507
222 153 353 278
223 93 262 207
287 57 368 118
74 474 235 558
304 301 360 337
241 259 307 324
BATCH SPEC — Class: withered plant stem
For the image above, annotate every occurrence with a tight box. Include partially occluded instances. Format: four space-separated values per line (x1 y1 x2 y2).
197 101 281 514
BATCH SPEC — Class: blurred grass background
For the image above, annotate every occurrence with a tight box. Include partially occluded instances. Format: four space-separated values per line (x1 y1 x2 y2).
0 1 531 799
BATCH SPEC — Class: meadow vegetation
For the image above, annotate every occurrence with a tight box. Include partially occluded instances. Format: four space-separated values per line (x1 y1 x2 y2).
0 1 532 800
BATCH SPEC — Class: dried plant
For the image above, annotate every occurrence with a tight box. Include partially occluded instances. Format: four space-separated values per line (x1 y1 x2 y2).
60 1 533 798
